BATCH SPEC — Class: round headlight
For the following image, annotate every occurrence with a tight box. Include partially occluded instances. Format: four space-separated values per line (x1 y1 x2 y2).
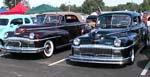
29 33 35 39
73 38 80 45
114 38 121 47
4 32 8 38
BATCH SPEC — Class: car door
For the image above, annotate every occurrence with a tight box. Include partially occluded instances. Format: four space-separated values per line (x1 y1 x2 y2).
132 16 145 49
53 15 70 48
63 15 83 39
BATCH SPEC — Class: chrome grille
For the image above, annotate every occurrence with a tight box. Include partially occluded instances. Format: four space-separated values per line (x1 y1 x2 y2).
5 41 34 48
80 48 112 57
5 41 21 47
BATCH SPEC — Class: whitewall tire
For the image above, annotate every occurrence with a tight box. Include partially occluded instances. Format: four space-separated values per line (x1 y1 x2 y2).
42 40 54 58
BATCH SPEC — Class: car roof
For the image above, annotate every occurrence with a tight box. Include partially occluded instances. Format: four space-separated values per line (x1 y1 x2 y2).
0 14 31 19
100 11 140 17
41 12 83 22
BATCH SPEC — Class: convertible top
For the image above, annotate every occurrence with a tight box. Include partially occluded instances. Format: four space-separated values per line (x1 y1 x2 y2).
42 12 83 22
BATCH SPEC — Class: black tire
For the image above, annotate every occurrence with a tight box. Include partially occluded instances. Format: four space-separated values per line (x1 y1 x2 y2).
128 49 135 65
41 40 54 58
144 36 149 48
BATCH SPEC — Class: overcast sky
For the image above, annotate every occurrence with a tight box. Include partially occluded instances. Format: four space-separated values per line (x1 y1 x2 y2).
0 0 143 8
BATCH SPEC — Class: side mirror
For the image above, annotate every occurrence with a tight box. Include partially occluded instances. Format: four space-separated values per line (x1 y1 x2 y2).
10 24 14 28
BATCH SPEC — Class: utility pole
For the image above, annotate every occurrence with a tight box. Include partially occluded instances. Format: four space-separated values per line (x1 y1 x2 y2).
15 0 16 6
68 0 71 12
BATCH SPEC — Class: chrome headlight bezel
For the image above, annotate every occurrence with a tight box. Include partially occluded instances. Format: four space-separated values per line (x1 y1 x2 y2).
114 38 121 47
4 32 8 38
73 38 80 46
29 33 35 39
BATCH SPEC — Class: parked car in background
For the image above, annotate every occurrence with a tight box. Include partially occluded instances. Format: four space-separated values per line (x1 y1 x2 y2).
86 15 97 28
69 11 149 65
81 15 98 34
0 14 33 46
80 13 89 23
1 12 85 58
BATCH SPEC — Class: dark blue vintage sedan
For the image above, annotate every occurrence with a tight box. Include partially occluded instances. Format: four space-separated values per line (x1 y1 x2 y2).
69 11 149 65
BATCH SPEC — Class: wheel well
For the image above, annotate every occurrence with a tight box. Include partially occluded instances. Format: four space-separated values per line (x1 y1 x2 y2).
0 39 4 46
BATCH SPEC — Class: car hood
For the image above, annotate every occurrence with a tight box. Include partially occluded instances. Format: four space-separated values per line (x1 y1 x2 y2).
78 28 130 45
80 28 129 39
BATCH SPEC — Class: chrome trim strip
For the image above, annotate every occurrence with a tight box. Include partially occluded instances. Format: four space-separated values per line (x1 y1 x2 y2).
27 25 66 31
5 36 61 42
56 43 71 49
69 55 130 64
72 43 135 50
26 23 82 31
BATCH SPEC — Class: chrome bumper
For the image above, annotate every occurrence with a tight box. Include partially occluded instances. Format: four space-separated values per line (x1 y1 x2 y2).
72 44 134 50
69 44 133 65
1 37 44 53
1 46 44 53
69 55 130 65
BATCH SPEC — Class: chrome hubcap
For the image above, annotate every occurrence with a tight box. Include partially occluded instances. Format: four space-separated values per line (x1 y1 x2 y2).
44 40 54 57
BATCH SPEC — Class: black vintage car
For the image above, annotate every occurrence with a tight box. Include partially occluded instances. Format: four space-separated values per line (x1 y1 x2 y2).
69 11 149 65
1 12 85 58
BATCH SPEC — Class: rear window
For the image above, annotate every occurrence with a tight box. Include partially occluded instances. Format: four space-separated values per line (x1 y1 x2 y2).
65 15 79 23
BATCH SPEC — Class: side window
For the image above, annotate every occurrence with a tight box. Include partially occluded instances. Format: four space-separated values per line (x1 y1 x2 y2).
133 17 138 25
10 18 23 25
25 18 31 24
65 15 79 23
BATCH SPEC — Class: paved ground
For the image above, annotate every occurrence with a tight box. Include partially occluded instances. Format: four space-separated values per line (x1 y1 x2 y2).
0 46 149 77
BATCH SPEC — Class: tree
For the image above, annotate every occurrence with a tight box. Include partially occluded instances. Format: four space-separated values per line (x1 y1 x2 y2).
3 0 21 9
59 4 80 12
141 0 150 11
81 0 105 14
59 4 68 11
111 2 139 11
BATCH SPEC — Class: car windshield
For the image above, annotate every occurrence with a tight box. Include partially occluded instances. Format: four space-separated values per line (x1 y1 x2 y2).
97 14 131 29
0 19 9 25
36 15 60 24
43 15 59 23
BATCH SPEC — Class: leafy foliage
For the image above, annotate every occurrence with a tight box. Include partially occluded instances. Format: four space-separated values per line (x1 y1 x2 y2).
140 0 150 11
81 0 104 14
59 4 80 12
2 0 150 14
